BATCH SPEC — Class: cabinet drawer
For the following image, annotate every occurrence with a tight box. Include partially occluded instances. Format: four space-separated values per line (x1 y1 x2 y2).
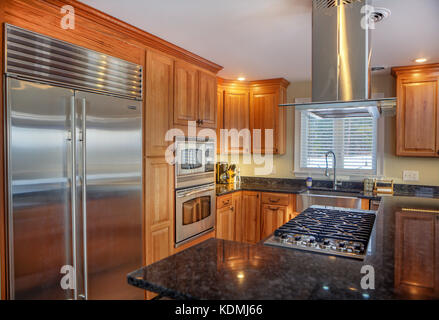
217 194 233 209
261 193 289 206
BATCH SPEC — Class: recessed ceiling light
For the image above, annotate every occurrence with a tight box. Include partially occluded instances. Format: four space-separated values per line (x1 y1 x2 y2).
237 77 246 81
414 58 427 63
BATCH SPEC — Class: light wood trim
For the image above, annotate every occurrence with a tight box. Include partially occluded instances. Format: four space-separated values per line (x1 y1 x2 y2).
391 63 439 77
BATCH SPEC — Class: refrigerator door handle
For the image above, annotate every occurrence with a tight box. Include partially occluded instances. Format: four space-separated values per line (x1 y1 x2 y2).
81 97 88 300
70 95 78 300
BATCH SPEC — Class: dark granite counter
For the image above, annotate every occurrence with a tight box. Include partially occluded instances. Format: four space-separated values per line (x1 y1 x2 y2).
128 196 439 299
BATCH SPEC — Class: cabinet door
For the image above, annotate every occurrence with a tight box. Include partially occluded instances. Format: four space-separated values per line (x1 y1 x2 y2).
174 61 198 125
216 205 235 241
261 205 287 239
221 89 250 153
242 191 261 243
145 50 174 156
250 86 286 154
394 211 439 297
198 71 217 128
396 78 439 156
233 192 243 242
145 157 174 266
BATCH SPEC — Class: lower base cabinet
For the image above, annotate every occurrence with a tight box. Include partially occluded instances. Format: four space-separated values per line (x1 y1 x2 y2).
216 191 298 244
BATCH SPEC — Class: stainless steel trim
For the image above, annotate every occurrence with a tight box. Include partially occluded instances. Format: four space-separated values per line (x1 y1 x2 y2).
5 24 143 100
5 77 14 299
176 184 215 198
70 95 78 300
81 98 88 300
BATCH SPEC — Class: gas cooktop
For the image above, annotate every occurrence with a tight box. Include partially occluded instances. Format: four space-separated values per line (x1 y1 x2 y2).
264 205 376 260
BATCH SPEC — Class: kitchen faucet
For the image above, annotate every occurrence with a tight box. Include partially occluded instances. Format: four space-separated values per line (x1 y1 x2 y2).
325 151 337 190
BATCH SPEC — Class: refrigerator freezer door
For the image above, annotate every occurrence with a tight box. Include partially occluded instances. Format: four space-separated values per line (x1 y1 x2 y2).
75 92 143 300
7 78 75 299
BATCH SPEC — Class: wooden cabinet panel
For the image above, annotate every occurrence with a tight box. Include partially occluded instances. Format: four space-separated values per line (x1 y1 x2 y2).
260 205 287 240
250 86 281 154
145 158 174 266
395 211 439 297
198 71 217 128
392 65 439 157
216 206 235 241
242 191 261 244
220 89 250 153
150 226 172 263
398 80 438 156
145 50 174 156
174 61 198 125
233 192 243 242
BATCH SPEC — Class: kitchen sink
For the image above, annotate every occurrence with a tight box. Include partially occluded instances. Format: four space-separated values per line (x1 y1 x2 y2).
297 188 365 213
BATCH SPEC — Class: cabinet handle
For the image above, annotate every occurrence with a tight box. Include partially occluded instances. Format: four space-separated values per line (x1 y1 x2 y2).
223 200 230 205
269 198 280 203
231 206 234 212
268 206 279 211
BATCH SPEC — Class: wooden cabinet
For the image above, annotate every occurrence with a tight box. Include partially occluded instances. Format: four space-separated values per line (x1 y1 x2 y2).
219 88 250 153
216 205 236 241
242 191 261 244
216 191 297 244
144 157 174 266
198 70 217 128
174 61 217 128
395 211 439 298
250 83 287 154
260 205 288 239
145 50 174 156
392 64 439 157
217 78 289 154
232 192 244 242
174 60 199 125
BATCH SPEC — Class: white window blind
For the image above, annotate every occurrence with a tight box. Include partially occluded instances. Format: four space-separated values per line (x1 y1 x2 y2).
299 111 377 174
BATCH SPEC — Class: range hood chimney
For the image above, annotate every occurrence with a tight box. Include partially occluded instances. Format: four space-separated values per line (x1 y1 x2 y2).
281 0 396 118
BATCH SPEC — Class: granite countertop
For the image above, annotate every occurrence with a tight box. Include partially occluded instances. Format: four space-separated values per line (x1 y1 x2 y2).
128 196 439 299
216 183 381 200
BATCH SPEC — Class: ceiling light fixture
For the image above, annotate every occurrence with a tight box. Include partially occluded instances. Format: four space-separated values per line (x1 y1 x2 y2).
414 58 427 63
237 77 246 81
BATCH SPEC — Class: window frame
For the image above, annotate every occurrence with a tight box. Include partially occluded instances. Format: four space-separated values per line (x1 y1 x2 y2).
293 108 384 178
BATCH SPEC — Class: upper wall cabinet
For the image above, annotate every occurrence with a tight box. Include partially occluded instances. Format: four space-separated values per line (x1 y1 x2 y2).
174 61 199 126
217 78 289 154
198 71 217 128
174 61 217 129
250 81 288 154
145 50 174 156
392 64 439 157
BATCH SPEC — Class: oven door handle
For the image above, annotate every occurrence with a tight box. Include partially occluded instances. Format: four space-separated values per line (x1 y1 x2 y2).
177 187 214 198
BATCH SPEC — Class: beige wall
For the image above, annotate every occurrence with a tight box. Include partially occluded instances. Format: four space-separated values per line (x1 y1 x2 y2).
229 74 439 186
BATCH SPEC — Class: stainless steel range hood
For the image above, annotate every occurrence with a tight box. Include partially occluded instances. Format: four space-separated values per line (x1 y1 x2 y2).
281 0 396 118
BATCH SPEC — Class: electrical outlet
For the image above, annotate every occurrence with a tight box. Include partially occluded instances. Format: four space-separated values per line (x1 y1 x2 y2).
403 170 419 182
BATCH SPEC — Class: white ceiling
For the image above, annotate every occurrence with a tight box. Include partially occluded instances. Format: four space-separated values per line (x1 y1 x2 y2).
81 0 439 82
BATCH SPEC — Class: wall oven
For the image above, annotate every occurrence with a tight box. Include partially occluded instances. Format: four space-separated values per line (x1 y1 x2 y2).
174 136 216 247
175 183 215 246
175 136 215 189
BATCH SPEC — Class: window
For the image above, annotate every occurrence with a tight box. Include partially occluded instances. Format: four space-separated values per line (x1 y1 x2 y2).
296 110 378 175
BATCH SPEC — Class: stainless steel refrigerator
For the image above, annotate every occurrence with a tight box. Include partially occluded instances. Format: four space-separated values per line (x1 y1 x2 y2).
5 25 144 300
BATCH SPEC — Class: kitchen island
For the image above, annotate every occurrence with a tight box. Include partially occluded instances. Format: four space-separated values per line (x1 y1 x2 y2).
128 196 439 299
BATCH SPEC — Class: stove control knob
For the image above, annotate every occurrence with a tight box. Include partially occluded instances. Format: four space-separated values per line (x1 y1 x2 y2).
323 240 330 246
280 234 289 243
339 242 346 248
294 236 302 242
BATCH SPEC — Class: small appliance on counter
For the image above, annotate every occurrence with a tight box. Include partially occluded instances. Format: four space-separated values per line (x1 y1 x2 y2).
216 162 229 184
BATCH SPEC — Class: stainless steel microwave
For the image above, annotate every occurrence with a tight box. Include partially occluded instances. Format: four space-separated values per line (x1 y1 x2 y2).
175 136 215 189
